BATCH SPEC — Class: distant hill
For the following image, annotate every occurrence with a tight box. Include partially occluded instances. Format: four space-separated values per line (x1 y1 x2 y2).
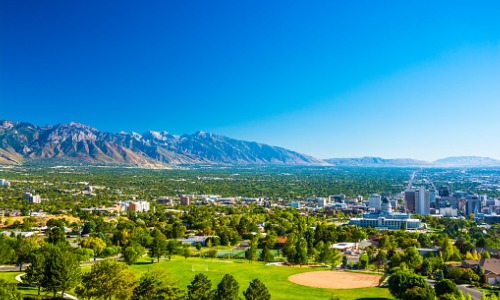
433 156 500 167
324 156 500 167
0 120 327 166
324 156 431 167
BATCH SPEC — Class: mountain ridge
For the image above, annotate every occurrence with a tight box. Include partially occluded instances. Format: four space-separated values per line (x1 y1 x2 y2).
324 156 500 167
0 120 327 166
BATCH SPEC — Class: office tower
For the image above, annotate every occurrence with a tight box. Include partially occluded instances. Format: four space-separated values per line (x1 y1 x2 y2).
404 190 416 212
415 187 430 216
369 194 382 211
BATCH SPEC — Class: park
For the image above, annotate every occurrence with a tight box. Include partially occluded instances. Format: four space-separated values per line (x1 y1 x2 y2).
1 255 393 300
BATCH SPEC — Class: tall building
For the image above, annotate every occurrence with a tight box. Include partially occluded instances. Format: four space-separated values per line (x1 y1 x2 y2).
404 190 416 212
128 201 150 212
415 187 430 216
466 195 481 216
369 194 382 211
180 195 191 206
23 192 41 204
438 186 451 197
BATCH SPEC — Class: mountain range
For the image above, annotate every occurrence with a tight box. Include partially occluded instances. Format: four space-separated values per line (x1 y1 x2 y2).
0 120 326 166
1 120 499 168
324 156 500 167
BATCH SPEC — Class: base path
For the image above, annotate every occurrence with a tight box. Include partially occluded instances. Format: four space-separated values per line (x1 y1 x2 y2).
288 271 382 289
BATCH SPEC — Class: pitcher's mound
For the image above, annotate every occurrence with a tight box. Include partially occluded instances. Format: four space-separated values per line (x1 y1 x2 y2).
288 271 381 289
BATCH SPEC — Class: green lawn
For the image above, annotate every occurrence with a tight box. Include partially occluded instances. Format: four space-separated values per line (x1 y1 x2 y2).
0 271 43 296
0 271 21 283
1 257 394 299
129 256 394 300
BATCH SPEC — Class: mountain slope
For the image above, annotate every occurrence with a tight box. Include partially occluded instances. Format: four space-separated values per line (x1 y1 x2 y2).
0 120 326 166
433 156 500 167
323 157 431 167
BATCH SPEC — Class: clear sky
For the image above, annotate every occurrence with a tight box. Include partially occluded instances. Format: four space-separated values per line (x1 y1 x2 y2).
1 1 499 161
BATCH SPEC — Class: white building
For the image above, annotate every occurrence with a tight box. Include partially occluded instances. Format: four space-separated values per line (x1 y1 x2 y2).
369 194 382 211
331 242 356 253
440 205 458 217
129 201 150 212
416 187 430 216
317 198 327 208
349 211 422 230
0 179 11 186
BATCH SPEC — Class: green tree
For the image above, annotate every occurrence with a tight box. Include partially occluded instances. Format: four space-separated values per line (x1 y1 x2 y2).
375 250 387 271
283 234 297 263
165 240 180 260
296 238 308 266
435 279 460 298
45 226 67 245
330 249 341 269
359 253 369 269
123 243 146 265
149 236 168 262
80 236 106 257
403 247 423 270
0 235 17 264
25 251 45 296
417 234 433 248
0 279 22 300
245 237 258 264
441 237 460 262
388 270 435 300
260 245 274 263
42 245 81 298
420 258 433 276
402 285 436 300
132 269 184 300
182 246 192 259
342 255 348 268
244 278 271 300
76 259 136 300
187 273 212 300
15 235 38 271
216 274 240 300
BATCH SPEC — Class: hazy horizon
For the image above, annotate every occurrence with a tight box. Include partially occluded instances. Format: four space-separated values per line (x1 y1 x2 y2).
1 1 499 162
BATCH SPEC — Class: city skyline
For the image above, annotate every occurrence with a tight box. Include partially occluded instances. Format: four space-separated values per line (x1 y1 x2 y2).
1 1 499 161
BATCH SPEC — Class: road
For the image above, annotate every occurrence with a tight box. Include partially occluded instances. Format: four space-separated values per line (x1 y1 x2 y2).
458 284 483 300
407 171 417 191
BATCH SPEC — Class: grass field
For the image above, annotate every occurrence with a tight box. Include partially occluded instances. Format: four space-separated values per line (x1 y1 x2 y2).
129 256 394 300
0 257 394 299
0 271 21 283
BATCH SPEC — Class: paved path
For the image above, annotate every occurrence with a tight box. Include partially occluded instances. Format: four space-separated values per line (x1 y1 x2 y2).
14 273 78 300
458 284 482 300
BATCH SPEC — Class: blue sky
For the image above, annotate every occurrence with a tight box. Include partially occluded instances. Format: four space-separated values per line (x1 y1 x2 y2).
1 1 499 160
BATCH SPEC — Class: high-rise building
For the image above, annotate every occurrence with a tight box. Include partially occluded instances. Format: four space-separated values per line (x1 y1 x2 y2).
415 187 430 216
369 194 382 211
466 195 481 216
438 186 450 197
180 195 191 206
404 190 416 212
128 201 150 212
23 192 41 204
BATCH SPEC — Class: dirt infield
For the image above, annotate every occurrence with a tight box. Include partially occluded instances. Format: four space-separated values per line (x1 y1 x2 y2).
288 271 382 289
